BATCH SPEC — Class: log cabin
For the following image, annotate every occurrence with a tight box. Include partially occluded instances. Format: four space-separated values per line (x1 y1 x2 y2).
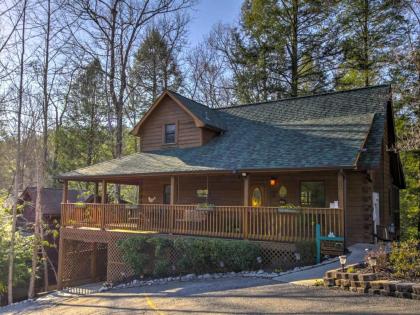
56 84 405 287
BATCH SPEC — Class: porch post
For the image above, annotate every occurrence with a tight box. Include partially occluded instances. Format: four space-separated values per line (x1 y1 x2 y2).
101 180 107 229
57 232 65 289
101 180 107 204
137 183 142 204
170 176 176 205
243 175 249 206
169 176 176 233
243 174 249 239
62 180 68 203
337 170 347 246
94 182 99 203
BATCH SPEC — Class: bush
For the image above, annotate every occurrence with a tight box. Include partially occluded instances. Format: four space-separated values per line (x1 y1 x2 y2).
117 236 261 277
389 239 420 279
364 246 389 272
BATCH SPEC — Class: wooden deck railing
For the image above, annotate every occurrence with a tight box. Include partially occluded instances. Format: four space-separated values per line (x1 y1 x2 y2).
61 203 344 242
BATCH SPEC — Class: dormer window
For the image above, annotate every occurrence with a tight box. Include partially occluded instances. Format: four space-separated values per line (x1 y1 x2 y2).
164 123 176 144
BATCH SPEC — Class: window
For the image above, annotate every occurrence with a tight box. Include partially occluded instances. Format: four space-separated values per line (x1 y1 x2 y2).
163 184 171 204
164 124 176 144
251 187 263 207
300 181 325 207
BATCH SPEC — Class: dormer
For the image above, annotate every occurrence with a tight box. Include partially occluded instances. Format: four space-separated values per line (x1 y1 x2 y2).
130 90 224 152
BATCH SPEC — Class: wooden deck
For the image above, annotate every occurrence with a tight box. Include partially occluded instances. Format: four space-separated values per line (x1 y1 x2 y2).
61 203 344 242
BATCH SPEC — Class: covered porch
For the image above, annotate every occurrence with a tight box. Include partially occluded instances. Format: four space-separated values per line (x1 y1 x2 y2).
60 170 346 243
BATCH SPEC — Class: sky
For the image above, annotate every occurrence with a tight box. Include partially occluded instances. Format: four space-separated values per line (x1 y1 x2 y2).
187 0 243 47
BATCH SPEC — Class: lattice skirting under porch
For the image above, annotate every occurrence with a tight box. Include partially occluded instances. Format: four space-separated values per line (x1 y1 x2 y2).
58 228 299 288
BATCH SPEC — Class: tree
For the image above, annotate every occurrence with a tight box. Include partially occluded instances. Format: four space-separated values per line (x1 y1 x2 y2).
336 0 407 88
67 58 109 167
0 194 33 299
68 0 192 161
213 0 339 102
8 0 27 304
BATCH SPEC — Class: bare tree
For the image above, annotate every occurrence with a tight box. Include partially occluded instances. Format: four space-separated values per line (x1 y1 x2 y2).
68 0 193 159
8 0 27 304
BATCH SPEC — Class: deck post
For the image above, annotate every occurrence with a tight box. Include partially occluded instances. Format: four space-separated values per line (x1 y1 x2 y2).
101 180 107 229
91 242 97 281
62 180 68 203
243 174 249 239
57 230 65 289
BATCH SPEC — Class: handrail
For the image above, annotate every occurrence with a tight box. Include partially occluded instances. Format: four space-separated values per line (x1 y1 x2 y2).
61 203 344 242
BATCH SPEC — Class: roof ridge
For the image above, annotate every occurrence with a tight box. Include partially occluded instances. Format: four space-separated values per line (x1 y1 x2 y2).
167 89 210 109
216 84 391 110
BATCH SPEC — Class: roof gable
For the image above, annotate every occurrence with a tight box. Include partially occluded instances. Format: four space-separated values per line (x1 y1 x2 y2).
131 91 224 136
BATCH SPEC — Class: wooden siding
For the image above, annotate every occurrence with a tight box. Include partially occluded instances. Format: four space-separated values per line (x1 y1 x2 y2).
139 172 339 208
345 171 373 245
139 96 202 151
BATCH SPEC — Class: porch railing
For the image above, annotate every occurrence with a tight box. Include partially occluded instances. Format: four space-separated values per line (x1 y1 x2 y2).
61 203 344 242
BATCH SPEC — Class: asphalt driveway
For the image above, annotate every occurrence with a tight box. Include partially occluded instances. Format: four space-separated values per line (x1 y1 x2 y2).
2 277 420 314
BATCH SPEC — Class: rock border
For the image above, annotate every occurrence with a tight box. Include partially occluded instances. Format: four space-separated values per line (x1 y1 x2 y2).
323 264 420 300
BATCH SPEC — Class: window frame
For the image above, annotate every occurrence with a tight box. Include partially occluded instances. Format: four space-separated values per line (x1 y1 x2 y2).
299 180 326 208
163 123 177 145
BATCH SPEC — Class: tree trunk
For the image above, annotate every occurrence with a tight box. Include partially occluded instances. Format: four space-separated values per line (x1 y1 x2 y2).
363 0 370 87
28 152 43 299
8 0 27 304
291 0 299 97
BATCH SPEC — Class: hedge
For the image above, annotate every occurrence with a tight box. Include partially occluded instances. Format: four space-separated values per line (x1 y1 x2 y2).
117 236 262 277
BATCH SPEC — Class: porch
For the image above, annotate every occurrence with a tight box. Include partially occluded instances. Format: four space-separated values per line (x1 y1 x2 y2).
61 203 344 242
60 170 346 242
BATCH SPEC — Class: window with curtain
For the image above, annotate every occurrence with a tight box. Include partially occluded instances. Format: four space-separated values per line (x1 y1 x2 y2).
300 181 325 207
164 124 176 144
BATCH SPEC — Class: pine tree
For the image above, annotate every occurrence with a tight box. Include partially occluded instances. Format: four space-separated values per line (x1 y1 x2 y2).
227 0 338 101
130 28 183 115
336 0 407 88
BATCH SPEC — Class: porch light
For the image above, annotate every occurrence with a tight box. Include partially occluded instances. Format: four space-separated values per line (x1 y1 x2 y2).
368 256 378 273
339 255 347 272
269 177 278 187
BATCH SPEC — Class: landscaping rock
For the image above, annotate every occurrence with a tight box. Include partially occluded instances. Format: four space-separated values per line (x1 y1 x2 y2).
358 273 376 281
350 281 370 289
412 284 420 295
367 288 381 295
356 287 369 294
396 283 415 293
323 278 335 287
412 293 420 301
348 273 359 281
325 270 337 279
336 272 349 280
395 291 412 299
382 281 399 293
370 280 385 290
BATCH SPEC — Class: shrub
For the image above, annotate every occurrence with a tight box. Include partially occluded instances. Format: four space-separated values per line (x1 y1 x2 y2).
389 239 420 279
117 236 261 278
364 246 389 272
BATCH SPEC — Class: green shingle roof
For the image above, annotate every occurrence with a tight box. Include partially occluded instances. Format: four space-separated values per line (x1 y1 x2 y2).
168 90 225 131
60 85 391 180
